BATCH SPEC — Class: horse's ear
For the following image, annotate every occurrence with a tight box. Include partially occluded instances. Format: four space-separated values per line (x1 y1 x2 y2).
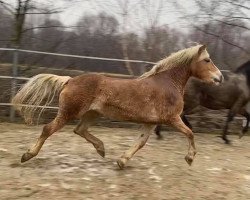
198 44 207 55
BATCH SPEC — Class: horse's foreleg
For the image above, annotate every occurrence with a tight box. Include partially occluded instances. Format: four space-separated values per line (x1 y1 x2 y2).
117 124 156 169
171 116 196 166
21 116 67 163
154 115 192 140
74 112 105 157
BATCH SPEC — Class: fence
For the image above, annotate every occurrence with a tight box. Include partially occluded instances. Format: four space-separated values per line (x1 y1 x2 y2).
0 48 244 132
0 48 156 122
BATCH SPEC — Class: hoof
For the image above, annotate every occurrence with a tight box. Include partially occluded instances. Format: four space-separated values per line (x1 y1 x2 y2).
156 135 163 140
239 132 245 139
117 157 128 169
242 127 248 133
117 160 125 170
221 136 231 144
224 139 231 145
97 149 105 158
185 155 193 166
21 152 34 163
94 142 105 158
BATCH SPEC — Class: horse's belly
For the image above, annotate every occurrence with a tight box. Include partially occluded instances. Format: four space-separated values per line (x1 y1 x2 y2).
105 104 160 123
90 99 162 123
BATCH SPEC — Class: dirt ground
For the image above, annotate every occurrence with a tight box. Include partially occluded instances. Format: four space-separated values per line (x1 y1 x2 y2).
0 123 250 200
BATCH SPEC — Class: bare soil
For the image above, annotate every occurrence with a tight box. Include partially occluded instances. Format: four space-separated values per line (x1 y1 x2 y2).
0 123 250 200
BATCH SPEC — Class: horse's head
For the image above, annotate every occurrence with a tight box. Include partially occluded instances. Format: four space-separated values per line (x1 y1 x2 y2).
190 45 223 85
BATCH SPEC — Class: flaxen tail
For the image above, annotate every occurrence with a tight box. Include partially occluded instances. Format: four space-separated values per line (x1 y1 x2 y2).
12 74 71 124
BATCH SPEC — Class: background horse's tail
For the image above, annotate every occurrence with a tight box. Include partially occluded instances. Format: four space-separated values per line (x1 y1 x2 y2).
12 74 71 124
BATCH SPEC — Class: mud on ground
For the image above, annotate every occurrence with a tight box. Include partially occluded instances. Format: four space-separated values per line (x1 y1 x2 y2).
0 123 250 200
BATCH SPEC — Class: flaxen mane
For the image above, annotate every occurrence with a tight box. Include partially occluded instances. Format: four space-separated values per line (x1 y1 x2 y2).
140 44 208 78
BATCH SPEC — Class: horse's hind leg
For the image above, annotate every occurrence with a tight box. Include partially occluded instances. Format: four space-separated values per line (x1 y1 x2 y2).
21 115 68 163
74 112 105 157
117 124 156 169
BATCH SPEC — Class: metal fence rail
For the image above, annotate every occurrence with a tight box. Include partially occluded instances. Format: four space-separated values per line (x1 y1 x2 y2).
0 48 156 65
0 75 30 80
0 47 158 122
0 47 230 123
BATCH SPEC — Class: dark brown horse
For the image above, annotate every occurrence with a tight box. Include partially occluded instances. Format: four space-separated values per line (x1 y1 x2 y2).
155 61 250 144
12 45 223 169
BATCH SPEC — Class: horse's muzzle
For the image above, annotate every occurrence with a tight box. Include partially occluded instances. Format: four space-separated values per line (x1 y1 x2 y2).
213 74 224 84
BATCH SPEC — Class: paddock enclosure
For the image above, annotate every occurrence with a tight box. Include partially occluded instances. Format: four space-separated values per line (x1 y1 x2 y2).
0 49 249 200
0 123 250 200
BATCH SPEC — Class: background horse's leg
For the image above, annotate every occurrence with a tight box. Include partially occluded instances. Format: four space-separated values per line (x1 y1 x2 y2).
171 116 196 166
117 124 156 169
21 115 67 163
181 114 192 130
222 96 247 144
154 125 163 139
239 112 250 139
74 111 105 157
222 110 234 144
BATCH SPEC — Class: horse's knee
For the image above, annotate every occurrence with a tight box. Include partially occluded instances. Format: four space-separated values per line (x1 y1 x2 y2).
74 127 86 136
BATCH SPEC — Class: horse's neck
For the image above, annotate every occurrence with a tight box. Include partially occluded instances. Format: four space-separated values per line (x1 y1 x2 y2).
157 65 191 94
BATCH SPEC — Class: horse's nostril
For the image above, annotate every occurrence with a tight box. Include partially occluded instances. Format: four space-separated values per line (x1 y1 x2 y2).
213 77 219 83
213 74 223 83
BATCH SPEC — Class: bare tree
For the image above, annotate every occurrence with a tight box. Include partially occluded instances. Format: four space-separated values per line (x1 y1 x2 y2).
0 0 71 47
118 0 134 75
192 0 250 56
91 0 144 75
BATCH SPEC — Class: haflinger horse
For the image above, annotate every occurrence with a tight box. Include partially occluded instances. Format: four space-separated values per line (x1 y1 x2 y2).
155 64 250 144
12 44 223 169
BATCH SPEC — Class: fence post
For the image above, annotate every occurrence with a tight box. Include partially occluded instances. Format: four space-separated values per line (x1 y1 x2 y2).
10 49 19 122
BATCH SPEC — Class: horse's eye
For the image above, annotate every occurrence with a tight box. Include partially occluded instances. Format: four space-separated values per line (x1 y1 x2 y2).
204 58 210 63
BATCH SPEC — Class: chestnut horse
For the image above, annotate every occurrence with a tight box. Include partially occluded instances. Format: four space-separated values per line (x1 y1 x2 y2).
12 44 223 169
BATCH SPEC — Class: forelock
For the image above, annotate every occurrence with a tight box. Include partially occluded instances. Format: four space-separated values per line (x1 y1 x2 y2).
197 50 209 62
